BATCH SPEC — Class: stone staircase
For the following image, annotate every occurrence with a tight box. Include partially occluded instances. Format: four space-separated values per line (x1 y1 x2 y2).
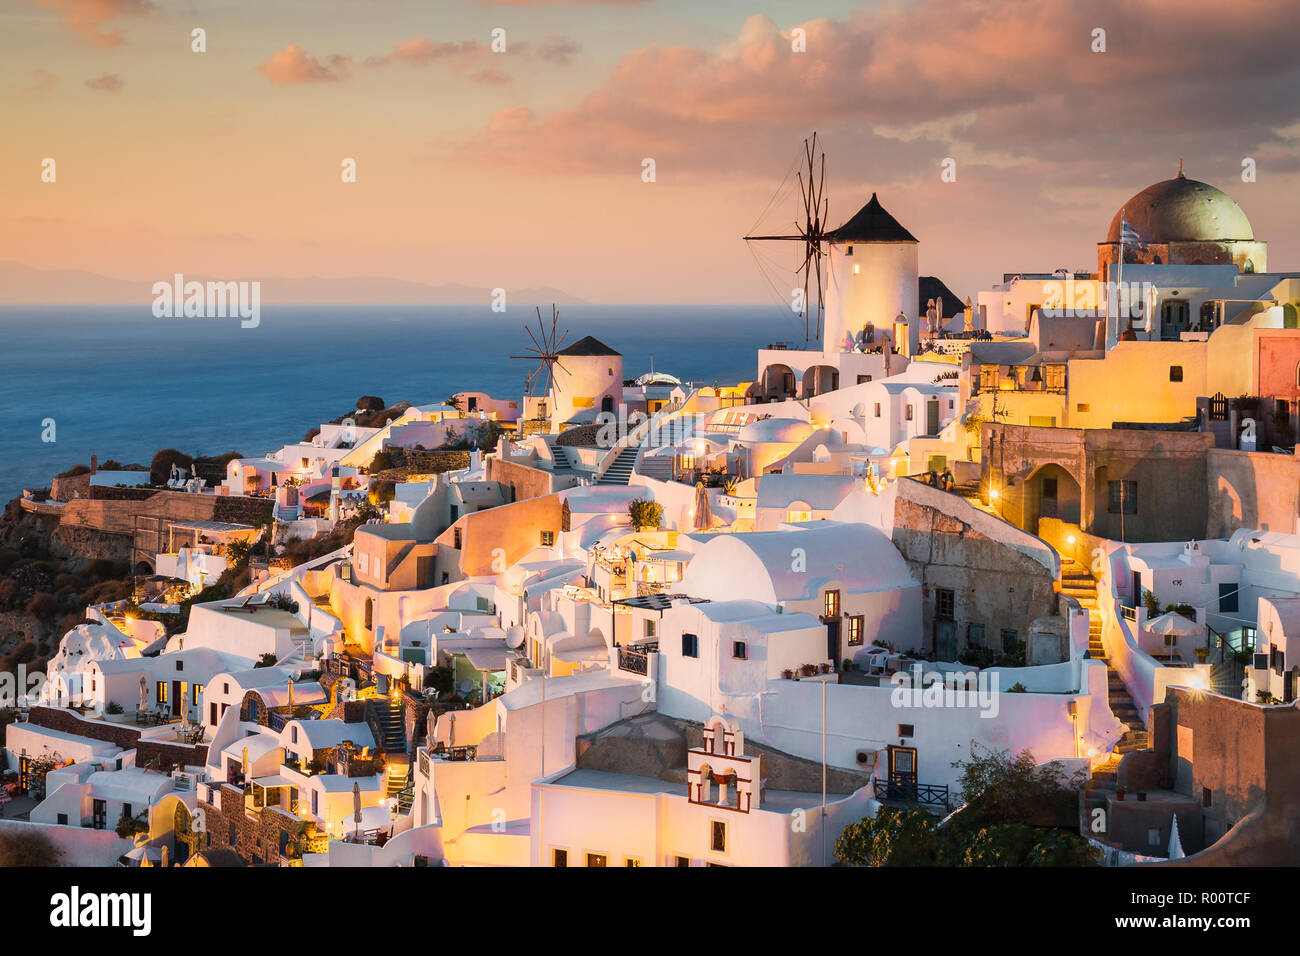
596 446 640 485
1060 558 1148 753
368 697 407 754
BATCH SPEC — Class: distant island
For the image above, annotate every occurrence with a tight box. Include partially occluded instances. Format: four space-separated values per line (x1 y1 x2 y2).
0 260 587 306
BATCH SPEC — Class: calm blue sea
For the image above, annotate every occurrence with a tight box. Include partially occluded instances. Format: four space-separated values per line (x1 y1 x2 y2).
0 305 805 501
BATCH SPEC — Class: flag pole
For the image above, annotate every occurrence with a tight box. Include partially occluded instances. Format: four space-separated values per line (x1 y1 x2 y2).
1117 206 1124 339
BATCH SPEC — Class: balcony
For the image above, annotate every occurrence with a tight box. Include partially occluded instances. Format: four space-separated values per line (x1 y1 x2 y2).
972 364 1067 395
873 776 951 811
617 642 657 676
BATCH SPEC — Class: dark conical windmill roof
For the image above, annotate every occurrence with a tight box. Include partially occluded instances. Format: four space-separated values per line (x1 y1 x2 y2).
825 193 917 243
558 335 621 357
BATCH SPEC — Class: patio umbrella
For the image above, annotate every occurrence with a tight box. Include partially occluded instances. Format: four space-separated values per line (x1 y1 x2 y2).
287 679 294 710
693 481 713 532
1168 814 1184 860
241 747 249 779
352 781 362 839
138 676 147 712
1147 612 1200 636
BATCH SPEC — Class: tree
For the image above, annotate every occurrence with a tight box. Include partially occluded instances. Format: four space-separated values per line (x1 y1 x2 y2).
0 829 62 866
368 450 394 474
961 824 1099 867
952 744 1085 832
628 498 663 531
835 806 941 866
224 537 252 568
150 448 194 485
356 395 386 412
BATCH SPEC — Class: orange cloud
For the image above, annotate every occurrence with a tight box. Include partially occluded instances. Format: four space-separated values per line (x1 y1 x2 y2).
30 0 153 49
259 45 353 84
85 72 123 92
460 0 1300 181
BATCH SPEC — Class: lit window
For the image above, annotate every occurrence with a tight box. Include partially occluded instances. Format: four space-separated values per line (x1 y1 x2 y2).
1170 365 1183 382
540 530 555 547
824 589 840 618
625 858 642 867
853 263 861 275
847 615 864 646
586 853 607 867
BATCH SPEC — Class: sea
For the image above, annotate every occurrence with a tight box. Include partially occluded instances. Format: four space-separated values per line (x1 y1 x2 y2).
0 304 807 501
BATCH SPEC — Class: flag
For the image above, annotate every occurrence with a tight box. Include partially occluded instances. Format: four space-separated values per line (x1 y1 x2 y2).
1120 215 1144 248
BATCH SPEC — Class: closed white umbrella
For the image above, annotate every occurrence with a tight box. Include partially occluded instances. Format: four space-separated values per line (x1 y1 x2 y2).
1168 814 1184 859
693 482 713 532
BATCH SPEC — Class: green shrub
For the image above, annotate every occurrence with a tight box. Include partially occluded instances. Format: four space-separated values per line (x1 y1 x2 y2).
628 498 663 531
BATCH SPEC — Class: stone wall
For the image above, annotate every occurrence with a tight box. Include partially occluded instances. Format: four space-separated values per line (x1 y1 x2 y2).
891 482 1060 657
201 784 311 866
384 448 471 474
26 706 141 749
137 739 209 771
981 422 1212 542
53 490 271 541
51 472 92 502
1207 448 1300 538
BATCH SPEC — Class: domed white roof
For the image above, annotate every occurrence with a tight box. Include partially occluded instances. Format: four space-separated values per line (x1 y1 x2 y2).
736 418 814 444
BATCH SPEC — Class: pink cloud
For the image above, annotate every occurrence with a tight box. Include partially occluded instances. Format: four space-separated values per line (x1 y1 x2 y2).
85 72 123 92
30 0 153 49
471 67 512 85
365 38 486 69
259 45 353 84
459 0 1300 186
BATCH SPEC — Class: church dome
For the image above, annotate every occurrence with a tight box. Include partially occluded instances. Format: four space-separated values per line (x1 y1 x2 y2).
1105 171 1253 244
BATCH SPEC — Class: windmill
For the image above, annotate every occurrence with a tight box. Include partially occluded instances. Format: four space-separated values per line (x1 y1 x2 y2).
510 304 569 412
744 132 830 344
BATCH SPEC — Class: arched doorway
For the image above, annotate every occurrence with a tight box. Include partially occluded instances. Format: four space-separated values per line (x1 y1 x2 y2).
759 364 796 402
801 365 839 398
1026 463 1081 534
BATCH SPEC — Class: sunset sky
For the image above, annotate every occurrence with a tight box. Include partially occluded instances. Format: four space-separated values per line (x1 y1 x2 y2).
4 0 1299 303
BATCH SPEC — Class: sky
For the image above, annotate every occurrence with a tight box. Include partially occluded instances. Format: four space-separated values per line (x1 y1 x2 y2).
3 0 1299 304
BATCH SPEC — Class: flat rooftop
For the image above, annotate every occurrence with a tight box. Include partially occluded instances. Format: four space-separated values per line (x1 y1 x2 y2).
551 768 850 814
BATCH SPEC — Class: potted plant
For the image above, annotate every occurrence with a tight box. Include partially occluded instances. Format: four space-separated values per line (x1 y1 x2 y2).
1194 647 1210 663
781 669 793 680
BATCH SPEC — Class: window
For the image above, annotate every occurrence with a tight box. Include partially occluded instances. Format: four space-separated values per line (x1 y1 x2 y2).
192 683 203 705
897 724 914 738
453 527 462 549
906 405 914 421
1202 787 1213 808
57 813 68 826
625 858 642 867
449 504 458 521
586 853 607 867
1108 480 1138 515
123 803 132 819
175 660 184 671
291 727 298 744
968 623 985 648
847 615 864 646
846 245 854 256
1147 828 1162 847
644 619 656 638
1218 582 1239 614
552 848 568 867
1076 403 1090 413
935 588 955 619
857 375 870 384
156 681 168 704
681 633 699 658
732 641 747 660
853 263 862 275
674 855 691 867
710 820 727 853
540 530 555 547
874 403 881 417
1001 629 1019 648
1169 365 1183 382
223 682 229 694
824 589 840 618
